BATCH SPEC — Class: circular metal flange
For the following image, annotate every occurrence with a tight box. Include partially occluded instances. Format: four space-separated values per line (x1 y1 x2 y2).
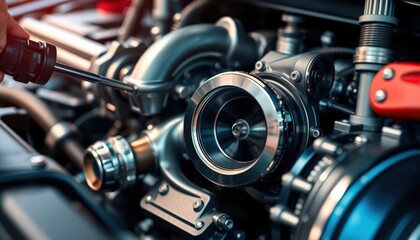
184 71 289 187
84 136 137 191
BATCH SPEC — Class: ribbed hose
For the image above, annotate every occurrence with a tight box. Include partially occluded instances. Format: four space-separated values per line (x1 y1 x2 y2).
0 86 84 169
172 0 214 30
359 23 394 48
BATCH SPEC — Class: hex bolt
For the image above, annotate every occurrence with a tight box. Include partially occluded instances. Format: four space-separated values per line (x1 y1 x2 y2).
270 205 299 227
213 213 234 232
193 199 204 212
174 85 190 99
282 172 312 194
158 183 169 195
255 61 266 71
313 138 344 157
145 195 153 203
290 70 301 82
382 68 394 80
354 135 369 146
195 221 204 230
310 127 322 138
375 90 387 103
30 155 47 168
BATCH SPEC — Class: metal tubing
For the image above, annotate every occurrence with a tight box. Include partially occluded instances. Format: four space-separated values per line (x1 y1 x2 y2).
127 17 258 115
351 0 396 130
118 0 147 41
20 18 106 66
355 72 376 117
54 63 138 93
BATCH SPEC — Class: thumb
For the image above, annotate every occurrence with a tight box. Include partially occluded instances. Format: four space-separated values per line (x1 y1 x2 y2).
7 14 30 39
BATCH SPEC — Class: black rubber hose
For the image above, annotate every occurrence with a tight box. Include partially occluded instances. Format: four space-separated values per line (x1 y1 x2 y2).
0 86 58 131
172 0 215 30
0 86 84 169
62 138 84 169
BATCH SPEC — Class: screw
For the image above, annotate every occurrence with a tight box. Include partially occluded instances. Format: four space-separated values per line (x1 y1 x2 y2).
30 155 47 168
223 219 234 231
195 221 204 230
173 13 182 22
175 85 190 99
145 195 153 203
290 71 301 82
150 26 161 36
213 214 234 232
310 127 322 138
193 199 204 212
375 90 387 103
158 183 169 195
354 135 368 146
255 61 266 71
382 68 394 80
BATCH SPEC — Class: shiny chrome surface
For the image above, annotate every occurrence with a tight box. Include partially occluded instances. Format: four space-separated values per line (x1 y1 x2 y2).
184 71 289 187
84 136 137 191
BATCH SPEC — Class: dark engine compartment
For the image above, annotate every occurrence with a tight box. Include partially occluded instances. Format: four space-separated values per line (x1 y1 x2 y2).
0 0 419 239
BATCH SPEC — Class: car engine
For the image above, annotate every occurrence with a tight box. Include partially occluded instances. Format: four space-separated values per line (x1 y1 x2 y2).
0 0 419 239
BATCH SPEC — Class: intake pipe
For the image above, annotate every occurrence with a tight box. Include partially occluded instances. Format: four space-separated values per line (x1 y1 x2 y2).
125 17 258 116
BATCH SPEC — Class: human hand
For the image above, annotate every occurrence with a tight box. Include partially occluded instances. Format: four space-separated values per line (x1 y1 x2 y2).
0 0 30 83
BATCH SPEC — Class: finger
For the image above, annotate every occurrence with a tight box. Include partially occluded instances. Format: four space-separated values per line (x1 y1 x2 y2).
0 14 7 52
0 71 4 83
7 15 30 39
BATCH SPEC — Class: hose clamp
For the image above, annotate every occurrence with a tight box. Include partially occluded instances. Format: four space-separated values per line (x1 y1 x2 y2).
45 122 77 149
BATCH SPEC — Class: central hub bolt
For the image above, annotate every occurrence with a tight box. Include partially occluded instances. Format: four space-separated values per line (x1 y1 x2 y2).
231 119 250 140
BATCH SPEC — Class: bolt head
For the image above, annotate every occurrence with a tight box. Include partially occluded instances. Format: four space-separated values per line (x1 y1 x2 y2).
30 155 47 168
255 61 266 71
195 221 204 229
375 90 387 103
193 199 204 212
354 135 368 146
158 183 169 195
145 195 153 203
382 68 394 80
223 219 234 231
310 127 322 138
290 70 301 81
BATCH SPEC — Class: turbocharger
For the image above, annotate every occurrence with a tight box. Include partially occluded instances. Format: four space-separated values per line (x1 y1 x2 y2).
183 51 334 201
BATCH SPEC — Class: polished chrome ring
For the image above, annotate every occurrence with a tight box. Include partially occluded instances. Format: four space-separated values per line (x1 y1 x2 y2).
184 72 288 187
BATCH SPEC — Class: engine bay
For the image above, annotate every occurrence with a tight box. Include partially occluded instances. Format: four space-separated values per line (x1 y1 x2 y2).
0 0 419 239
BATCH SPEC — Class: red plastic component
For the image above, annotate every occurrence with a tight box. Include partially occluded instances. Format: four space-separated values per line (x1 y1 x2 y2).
96 0 131 14
370 62 420 121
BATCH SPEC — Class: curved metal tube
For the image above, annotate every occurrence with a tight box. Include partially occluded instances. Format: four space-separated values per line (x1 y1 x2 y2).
143 116 205 196
126 17 258 116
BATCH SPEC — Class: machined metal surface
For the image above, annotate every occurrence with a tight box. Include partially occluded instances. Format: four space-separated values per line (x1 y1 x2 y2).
84 136 137 191
127 17 258 116
20 17 107 71
184 71 289 187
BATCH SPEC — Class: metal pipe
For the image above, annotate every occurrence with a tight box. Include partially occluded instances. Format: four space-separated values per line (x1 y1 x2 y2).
355 72 376 117
126 17 258 115
350 0 397 131
117 0 148 41
20 17 106 68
